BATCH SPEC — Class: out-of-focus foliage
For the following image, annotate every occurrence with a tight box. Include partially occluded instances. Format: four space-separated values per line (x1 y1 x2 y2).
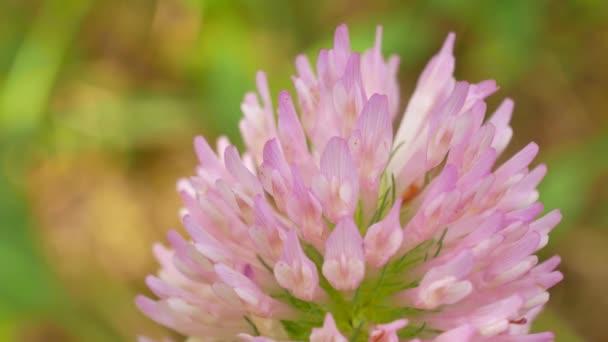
0 0 606 341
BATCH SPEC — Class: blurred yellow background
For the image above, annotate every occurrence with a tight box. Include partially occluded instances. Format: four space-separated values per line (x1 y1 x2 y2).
0 0 607 341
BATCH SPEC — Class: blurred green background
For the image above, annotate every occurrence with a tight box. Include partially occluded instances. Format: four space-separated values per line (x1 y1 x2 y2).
0 0 606 341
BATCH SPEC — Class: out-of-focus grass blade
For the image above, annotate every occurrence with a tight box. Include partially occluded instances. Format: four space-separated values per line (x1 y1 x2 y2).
0 0 92 137
0 0 92 315
0 0 123 340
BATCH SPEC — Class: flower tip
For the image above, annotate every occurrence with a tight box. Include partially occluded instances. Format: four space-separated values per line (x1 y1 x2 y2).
503 97 515 110
193 135 205 149
334 24 351 51
553 255 562 265
256 70 268 84
278 89 291 103
144 274 158 288
555 269 564 281
553 209 563 221
535 332 555 342
311 313 348 342
336 23 349 35
193 135 216 164
135 295 154 313
442 32 456 54
368 93 390 108
374 25 384 49
535 162 548 175
277 91 296 118
237 334 251 342
370 319 409 341
528 141 540 154
224 144 238 157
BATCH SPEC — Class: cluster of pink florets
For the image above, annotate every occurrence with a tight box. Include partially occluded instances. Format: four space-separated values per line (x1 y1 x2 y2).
137 24 562 342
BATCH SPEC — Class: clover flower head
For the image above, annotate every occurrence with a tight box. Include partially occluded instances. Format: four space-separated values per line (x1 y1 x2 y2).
137 24 562 342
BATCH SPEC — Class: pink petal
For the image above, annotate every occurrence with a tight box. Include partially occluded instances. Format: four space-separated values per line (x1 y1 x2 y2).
277 91 309 165
286 166 328 247
312 137 359 222
239 72 276 162
530 210 561 249
224 145 263 195
361 25 401 119
332 53 366 137
412 250 474 309
494 142 539 183
391 33 456 177
274 229 320 301
488 98 514 155
350 94 393 188
364 199 404 267
368 318 408 342
250 195 286 261
323 218 365 291
259 139 291 209
310 313 348 342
